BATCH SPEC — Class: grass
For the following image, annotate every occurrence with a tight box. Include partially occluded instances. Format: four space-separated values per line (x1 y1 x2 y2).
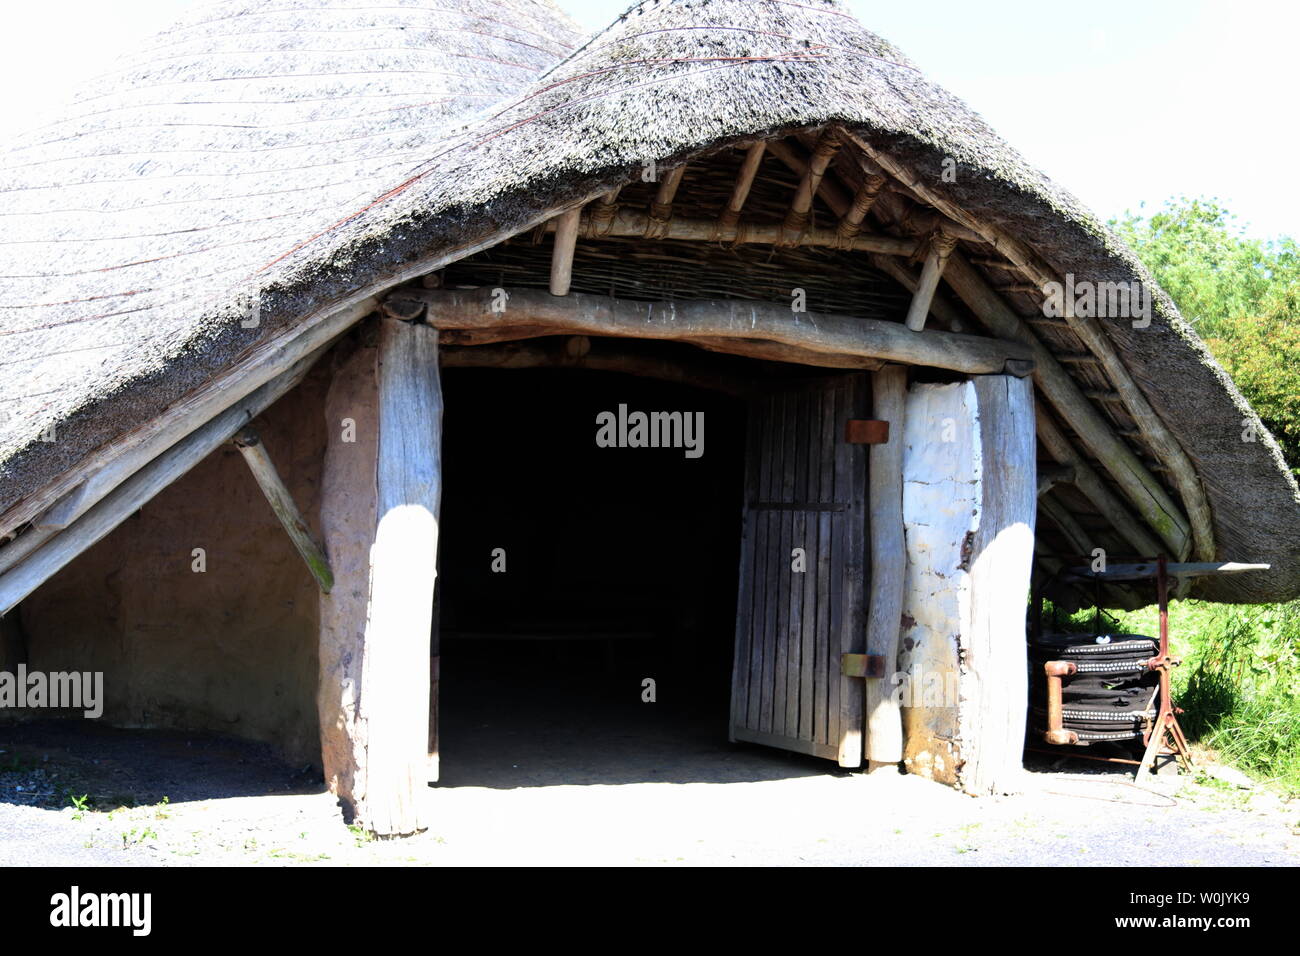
1047 598 1300 794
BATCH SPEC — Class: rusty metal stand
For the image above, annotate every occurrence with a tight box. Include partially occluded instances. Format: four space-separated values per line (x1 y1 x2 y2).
1135 555 1194 777
1033 556 1268 779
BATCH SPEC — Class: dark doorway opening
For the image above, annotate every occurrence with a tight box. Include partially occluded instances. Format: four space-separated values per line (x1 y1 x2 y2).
436 362 809 786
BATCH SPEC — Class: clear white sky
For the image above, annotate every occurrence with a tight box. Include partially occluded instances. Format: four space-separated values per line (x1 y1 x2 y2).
1 0 1294 238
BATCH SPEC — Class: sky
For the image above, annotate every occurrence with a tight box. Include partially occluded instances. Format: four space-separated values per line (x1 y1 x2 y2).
1 0 1294 239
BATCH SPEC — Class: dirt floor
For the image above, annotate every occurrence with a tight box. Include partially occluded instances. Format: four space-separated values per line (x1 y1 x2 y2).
2 704 1297 867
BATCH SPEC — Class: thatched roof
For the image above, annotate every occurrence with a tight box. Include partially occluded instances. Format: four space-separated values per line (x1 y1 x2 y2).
2 0 1297 604
0 0 582 515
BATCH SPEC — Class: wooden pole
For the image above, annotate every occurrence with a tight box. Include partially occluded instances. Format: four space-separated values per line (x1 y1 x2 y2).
369 315 441 832
718 142 765 232
903 232 958 332
587 188 621 237
765 138 855 220
653 165 686 208
766 136 984 244
864 365 907 769
395 287 1037 378
1037 464 1075 496
233 426 333 593
318 317 441 837
868 254 969 333
1033 406 1164 558
782 132 839 240
1038 494 1093 557
563 206 917 256
549 207 582 296
838 172 888 242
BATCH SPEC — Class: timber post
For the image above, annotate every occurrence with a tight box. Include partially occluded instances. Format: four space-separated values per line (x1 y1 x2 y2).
863 365 907 769
897 375 1035 793
318 314 443 836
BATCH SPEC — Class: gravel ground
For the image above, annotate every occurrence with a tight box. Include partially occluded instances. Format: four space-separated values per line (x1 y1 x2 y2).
1 715 1296 867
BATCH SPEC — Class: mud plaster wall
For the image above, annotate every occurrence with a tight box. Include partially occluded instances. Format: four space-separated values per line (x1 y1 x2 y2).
898 381 980 785
13 364 333 766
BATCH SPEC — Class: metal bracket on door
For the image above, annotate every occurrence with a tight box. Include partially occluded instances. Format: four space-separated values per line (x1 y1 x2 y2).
844 420 889 444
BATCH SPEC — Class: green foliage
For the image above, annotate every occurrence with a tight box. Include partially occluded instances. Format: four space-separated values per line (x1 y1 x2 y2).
1204 293 1300 467
121 826 158 848
1111 198 1300 470
66 792 91 821
1111 197 1300 337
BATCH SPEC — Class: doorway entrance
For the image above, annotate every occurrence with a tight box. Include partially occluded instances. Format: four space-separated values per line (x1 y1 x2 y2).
435 364 747 785
432 355 871 785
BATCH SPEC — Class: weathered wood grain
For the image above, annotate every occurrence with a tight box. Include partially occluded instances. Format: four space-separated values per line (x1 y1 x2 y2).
317 317 441 837
401 287 1036 377
962 374 1037 795
864 365 907 768
233 426 333 593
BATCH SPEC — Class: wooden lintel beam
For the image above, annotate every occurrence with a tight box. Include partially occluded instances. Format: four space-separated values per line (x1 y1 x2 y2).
394 287 1037 378
689 336 884 371
233 426 334 593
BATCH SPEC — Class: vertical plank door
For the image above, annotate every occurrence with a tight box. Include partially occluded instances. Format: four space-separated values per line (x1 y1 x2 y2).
730 373 869 767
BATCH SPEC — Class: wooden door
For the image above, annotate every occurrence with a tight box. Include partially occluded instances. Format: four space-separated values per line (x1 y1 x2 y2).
730 373 869 767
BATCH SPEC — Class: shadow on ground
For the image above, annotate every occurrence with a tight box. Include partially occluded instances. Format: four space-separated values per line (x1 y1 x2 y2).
0 720 321 810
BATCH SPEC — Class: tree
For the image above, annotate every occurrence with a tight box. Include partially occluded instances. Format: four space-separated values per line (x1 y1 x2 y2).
1111 198 1300 472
